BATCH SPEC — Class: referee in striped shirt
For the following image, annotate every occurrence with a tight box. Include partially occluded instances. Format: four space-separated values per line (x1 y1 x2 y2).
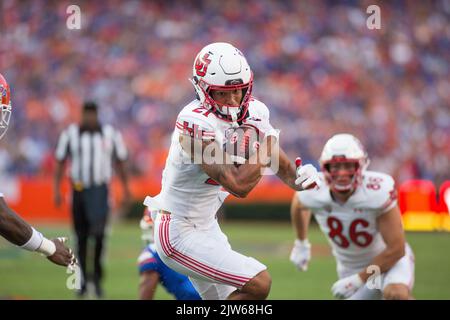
53 101 131 298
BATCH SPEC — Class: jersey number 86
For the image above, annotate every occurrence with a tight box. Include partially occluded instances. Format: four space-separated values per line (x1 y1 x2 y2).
327 217 373 248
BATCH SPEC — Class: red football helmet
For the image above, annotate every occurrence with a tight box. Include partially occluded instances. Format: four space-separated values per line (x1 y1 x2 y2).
319 134 370 194
190 43 253 126
0 74 12 140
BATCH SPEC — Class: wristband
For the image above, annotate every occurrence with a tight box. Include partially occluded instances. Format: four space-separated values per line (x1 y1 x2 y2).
36 238 57 257
20 227 44 251
20 227 56 256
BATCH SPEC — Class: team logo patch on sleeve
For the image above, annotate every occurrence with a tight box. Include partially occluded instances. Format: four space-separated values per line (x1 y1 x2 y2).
176 121 215 140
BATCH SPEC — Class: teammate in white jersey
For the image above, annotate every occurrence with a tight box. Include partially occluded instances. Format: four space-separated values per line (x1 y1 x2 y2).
144 42 321 300
0 73 75 267
289 133 415 300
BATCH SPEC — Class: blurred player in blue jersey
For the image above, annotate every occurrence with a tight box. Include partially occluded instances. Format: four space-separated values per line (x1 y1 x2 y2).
137 209 201 300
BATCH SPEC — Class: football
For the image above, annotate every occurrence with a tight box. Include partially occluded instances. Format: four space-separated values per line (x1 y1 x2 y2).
223 124 262 165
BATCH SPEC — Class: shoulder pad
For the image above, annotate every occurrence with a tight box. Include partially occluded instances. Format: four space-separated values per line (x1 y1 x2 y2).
176 101 216 140
248 98 270 120
362 171 397 212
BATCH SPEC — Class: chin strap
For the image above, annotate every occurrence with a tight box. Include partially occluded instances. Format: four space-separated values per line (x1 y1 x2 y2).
332 174 358 193
229 109 239 128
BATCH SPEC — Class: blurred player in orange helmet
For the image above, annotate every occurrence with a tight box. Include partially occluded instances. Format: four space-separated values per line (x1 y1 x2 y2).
0 73 75 267
289 133 415 300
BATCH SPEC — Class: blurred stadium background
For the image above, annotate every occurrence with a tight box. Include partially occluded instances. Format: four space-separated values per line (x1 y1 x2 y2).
0 0 449 299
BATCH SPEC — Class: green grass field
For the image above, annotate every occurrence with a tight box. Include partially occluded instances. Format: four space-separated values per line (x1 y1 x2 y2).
1 220 449 299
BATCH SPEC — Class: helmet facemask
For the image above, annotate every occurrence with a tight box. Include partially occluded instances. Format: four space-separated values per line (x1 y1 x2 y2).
195 75 253 124
322 157 365 194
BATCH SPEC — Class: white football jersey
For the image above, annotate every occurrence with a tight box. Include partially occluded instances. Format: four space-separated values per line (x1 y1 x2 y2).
147 98 275 228
297 171 398 270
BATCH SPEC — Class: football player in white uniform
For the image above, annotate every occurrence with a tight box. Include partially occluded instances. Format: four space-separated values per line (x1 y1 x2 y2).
0 73 75 267
289 134 415 300
144 42 321 300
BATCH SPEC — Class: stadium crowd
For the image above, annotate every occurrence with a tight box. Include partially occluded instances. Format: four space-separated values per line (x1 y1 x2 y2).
1 0 448 187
